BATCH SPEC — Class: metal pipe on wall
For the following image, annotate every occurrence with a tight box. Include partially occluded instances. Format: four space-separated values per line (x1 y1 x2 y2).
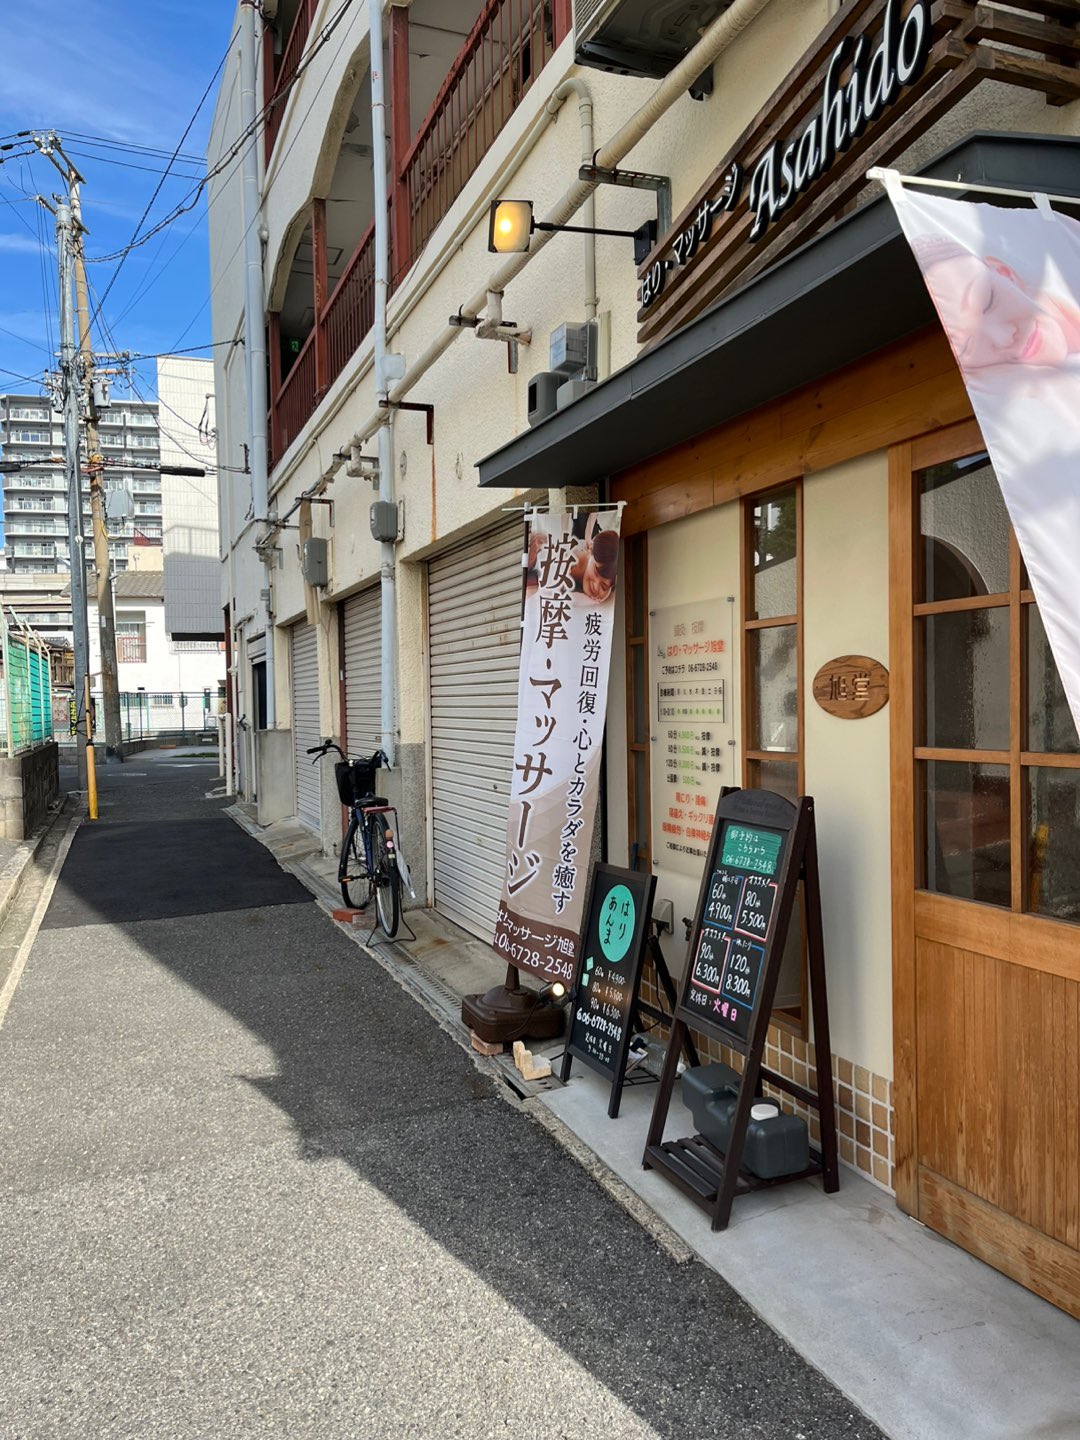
370 0 398 768
239 0 276 726
345 0 771 456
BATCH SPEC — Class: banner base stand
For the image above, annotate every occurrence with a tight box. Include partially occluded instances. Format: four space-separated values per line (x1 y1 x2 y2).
461 978 566 1044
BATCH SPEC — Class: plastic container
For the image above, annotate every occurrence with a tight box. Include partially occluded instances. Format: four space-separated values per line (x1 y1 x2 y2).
681 1064 809 1179
681 1062 739 1134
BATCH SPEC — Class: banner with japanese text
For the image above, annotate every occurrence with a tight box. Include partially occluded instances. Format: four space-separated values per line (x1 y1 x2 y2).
493 508 623 986
888 179 1080 735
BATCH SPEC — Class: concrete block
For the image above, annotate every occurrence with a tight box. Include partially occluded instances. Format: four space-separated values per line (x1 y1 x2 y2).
470 1032 504 1057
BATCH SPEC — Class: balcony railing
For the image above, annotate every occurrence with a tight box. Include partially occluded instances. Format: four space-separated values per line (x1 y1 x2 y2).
270 221 376 468
324 220 377 384
265 0 315 160
273 325 318 462
398 0 556 278
266 0 568 471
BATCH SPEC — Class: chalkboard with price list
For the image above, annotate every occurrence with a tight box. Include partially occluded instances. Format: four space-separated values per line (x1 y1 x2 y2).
561 864 656 1118
644 787 839 1231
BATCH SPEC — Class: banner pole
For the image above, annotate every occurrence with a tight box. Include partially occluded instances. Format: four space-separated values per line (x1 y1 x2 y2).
868 166 1080 212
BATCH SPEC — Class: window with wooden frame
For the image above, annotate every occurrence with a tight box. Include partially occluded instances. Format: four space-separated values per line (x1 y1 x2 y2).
742 482 806 1029
624 532 651 872
912 442 1080 917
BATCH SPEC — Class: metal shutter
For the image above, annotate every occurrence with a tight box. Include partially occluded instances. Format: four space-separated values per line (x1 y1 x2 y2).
428 519 523 941
342 585 381 756
291 622 322 832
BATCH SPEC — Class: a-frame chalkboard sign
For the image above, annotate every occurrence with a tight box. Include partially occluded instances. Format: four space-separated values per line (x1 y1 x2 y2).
560 864 657 1118
643 788 839 1230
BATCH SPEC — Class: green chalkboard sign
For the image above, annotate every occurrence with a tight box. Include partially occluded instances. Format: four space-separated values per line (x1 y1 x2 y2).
562 863 656 1118
644 787 839 1233
720 823 783 877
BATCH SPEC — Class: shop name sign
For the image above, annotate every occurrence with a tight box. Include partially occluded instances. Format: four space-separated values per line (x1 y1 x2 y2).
746 0 930 241
641 0 929 313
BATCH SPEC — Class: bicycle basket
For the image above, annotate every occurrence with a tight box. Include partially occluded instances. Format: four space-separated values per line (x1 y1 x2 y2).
335 758 377 805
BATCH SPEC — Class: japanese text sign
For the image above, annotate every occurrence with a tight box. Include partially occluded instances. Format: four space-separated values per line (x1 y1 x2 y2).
493 509 623 985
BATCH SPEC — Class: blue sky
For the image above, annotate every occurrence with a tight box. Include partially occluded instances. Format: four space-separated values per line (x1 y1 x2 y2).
0 0 236 400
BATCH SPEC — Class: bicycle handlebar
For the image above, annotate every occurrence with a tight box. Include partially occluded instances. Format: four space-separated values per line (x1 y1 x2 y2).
307 740 391 769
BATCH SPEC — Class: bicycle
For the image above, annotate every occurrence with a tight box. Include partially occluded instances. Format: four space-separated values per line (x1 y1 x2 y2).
307 739 409 939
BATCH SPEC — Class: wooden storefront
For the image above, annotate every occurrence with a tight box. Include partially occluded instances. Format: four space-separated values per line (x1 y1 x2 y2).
609 326 1080 1317
476 2 1080 1317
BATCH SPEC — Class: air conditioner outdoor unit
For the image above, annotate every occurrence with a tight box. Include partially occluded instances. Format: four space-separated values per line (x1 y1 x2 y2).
573 0 732 79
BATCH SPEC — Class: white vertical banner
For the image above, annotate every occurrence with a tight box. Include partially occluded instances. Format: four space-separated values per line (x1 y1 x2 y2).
887 180 1080 732
493 508 623 986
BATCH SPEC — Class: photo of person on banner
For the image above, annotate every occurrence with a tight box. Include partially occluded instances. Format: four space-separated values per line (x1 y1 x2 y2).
910 234 1080 384
888 179 1080 737
526 511 621 602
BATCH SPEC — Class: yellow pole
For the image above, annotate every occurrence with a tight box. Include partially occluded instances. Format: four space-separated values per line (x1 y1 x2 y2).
85 674 98 821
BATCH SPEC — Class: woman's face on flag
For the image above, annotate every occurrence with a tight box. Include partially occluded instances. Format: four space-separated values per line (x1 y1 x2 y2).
926 252 1071 371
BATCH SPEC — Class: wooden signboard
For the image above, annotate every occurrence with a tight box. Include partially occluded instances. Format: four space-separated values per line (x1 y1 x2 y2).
812 654 889 718
636 0 1080 347
644 788 839 1230
561 864 656 1118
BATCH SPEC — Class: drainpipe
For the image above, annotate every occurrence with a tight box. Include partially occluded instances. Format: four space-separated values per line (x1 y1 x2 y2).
370 0 397 766
239 0 275 726
345 0 770 459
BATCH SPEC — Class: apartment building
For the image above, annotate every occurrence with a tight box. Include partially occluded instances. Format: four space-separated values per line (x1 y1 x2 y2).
0 393 162 574
209 0 1080 1315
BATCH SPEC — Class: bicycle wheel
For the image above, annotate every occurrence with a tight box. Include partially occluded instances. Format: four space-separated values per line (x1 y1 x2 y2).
338 814 368 910
370 812 401 938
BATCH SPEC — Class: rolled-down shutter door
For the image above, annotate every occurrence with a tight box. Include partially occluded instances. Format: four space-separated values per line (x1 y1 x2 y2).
291 622 322 832
428 520 523 941
342 585 381 757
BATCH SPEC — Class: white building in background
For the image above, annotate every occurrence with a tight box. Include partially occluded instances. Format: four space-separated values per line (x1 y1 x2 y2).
0 355 224 702
156 357 223 640
87 570 225 739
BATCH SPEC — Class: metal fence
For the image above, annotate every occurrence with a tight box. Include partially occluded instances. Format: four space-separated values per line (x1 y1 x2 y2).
0 608 53 754
119 690 223 741
52 689 225 746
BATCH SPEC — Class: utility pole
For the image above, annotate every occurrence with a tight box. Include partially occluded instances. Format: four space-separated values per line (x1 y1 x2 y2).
52 194 91 793
70 184 123 760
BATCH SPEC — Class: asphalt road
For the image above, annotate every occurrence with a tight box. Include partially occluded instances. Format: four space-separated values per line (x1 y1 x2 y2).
0 753 884 1439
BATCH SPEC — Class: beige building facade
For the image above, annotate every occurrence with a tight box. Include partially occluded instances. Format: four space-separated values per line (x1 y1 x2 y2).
209 0 1080 1316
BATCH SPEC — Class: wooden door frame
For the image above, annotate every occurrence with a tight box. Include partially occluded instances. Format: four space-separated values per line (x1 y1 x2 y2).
890 414 983 1214
889 417 1080 1319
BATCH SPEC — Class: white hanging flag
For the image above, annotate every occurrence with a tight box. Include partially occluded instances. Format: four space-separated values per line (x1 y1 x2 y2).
887 180 1080 734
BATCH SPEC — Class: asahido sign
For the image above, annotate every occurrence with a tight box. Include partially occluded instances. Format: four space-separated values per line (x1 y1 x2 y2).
640 0 931 313
493 509 623 986
635 0 1080 347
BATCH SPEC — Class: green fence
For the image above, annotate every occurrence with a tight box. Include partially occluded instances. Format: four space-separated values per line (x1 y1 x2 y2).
0 610 53 754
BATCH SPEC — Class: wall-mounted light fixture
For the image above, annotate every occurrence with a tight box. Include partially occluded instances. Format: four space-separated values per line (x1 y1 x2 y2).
488 197 657 265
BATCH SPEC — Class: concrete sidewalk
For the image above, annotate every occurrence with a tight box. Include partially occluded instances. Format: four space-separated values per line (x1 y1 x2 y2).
235 797 1080 1440
0 751 883 1439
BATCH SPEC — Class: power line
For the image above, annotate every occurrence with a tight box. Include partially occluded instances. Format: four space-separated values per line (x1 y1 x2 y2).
164 1 360 357
34 201 56 364
86 0 358 268
0 364 45 385
83 29 238 338
54 132 205 165
84 273 226 475
64 149 205 181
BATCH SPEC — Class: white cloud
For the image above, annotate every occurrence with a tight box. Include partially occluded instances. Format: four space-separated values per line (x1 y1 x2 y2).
0 233 46 255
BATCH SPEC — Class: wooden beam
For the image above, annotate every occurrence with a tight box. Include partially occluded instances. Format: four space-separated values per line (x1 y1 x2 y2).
312 197 328 398
389 3 412 285
552 0 573 48
614 328 968 535
267 311 283 468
